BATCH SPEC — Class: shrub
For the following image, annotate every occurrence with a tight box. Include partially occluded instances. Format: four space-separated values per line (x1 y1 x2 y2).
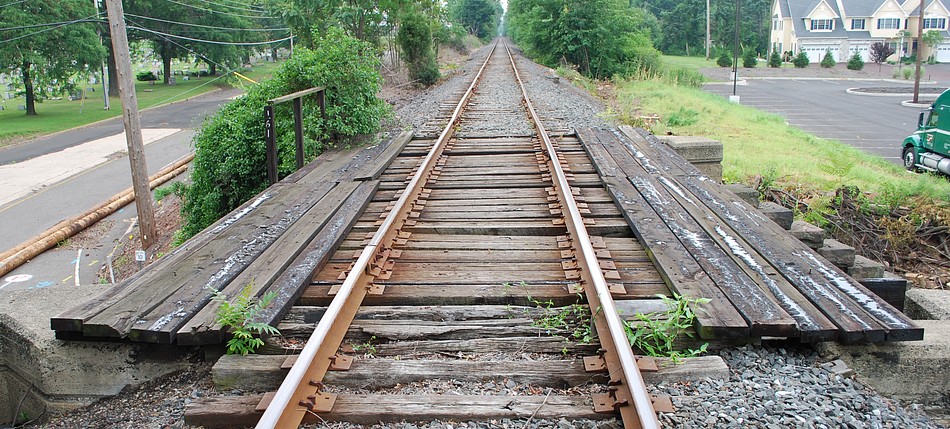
717 49 732 67
847 52 865 70
398 8 440 86
742 48 757 68
793 51 810 68
820 49 836 68
136 71 157 81
181 28 390 238
768 50 781 68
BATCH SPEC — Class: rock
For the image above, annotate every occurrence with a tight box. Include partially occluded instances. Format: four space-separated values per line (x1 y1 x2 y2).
817 239 856 268
905 288 950 320
725 184 760 208
847 255 886 279
790 221 826 249
758 201 793 230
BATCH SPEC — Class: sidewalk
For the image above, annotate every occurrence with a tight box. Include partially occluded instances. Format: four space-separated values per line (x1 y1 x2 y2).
701 61 950 84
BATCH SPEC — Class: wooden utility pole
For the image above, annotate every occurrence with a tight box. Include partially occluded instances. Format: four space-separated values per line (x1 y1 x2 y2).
706 0 712 60
104 0 156 248
913 0 924 103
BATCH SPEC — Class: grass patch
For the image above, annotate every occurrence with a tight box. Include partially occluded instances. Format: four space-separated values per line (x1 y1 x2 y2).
660 55 718 71
611 78 950 202
0 61 281 147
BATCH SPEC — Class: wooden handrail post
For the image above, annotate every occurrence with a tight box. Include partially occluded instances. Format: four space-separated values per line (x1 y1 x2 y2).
264 105 277 184
293 97 304 169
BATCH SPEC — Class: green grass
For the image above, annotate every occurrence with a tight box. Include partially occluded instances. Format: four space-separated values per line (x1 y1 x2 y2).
0 61 281 147
610 77 950 202
660 55 718 71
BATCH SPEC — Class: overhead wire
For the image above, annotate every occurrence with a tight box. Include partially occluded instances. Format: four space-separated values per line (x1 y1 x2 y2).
0 14 99 44
127 25 291 45
160 0 280 20
0 18 100 32
186 0 267 14
0 0 28 9
125 13 288 32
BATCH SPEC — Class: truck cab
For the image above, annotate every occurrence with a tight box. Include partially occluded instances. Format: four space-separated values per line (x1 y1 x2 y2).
903 89 950 175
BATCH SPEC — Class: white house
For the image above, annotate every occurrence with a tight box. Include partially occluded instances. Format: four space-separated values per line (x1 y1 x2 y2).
771 0 950 62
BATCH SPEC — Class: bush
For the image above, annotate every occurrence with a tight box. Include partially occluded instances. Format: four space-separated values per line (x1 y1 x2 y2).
847 52 865 70
717 49 732 67
742 49 757 68
793 51 810 68
768 50 781 68
398 8 440 86
820 49 835 68
181 28 390 238
136 71 157 81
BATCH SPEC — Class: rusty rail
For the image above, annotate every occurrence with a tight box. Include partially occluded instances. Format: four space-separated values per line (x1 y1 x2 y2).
254 41 500 429
502 43 661 429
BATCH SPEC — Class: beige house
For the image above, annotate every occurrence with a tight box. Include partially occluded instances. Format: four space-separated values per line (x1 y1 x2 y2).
770 0 950 62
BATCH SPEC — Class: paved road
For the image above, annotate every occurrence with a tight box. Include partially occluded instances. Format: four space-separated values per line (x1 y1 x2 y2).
703 79 936 163
0 88 238 292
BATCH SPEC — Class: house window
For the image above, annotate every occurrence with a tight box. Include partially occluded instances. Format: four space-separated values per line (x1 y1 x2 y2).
851 19 865 30
878 18 901 29
924 18 947 29
811 19 834 30
773 20 784 30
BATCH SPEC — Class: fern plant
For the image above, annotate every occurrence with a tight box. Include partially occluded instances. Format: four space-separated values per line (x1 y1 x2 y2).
623 294 710 362
209 284 280 355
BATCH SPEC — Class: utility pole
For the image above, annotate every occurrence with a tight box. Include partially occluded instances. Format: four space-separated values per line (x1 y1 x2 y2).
706 0 711 60
104 0 156 249
913 0 924 103
94 0 109 110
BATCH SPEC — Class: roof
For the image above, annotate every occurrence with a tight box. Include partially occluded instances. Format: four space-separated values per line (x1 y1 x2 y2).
845 0 885 16
788 0 853 38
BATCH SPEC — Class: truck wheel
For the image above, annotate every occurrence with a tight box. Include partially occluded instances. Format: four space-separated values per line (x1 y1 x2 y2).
902 146 918 171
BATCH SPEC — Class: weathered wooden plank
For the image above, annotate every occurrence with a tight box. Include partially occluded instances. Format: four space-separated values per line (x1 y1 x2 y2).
346 131 414 181
353 218 630 237
277 318 544 340
184 394 614 428
212 355 729 393
618 126 920 342
174 180 376 345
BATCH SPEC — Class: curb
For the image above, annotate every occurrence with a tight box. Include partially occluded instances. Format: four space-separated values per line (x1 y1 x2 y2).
901 100 933 108
703 80 748 86
845 88 943 99
706 76 939 83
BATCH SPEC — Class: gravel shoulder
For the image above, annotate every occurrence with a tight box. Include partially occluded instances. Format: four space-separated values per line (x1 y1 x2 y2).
32 43 948 429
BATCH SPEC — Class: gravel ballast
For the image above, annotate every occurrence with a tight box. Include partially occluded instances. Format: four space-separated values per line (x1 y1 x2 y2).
33 42 946 429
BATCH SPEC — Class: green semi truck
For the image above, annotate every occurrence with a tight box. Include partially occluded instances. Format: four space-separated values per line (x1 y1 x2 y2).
903 90 950 175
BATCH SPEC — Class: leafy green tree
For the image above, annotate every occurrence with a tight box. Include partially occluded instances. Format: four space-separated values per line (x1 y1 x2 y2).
820 49 835 68
922 30 945 63
182 28 390 237
793 51 809 68
768 50 781 67
716 49 732 67
0 0 104 115
448 0 502 41
846 51 864 70
397 8 440 86
742 48 756 68
508 0 660 78
635 0 770 56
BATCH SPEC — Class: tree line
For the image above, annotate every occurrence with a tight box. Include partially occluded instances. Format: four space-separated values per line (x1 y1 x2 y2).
0 0 503 115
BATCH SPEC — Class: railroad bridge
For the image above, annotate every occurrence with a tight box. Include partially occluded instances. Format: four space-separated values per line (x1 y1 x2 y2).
49 41 921 428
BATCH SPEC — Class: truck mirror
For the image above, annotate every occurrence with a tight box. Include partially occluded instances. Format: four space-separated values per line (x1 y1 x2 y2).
919 111 926 127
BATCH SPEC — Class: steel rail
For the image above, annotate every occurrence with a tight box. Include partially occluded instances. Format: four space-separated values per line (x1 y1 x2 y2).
255 41 500 429
502 41 662 429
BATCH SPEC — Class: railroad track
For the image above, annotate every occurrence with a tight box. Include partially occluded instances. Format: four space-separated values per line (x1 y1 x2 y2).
187 40 690 428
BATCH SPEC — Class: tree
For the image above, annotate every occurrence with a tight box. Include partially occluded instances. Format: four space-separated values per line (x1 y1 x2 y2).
792 51 809 68
869 41 895 67
508 0 660 78
716 49 732 67
922 30 945 63
847 52 864 70
0 0 104 115
635 0 770 57
448 0 502 41
397 7 440 86
820 49 835 68
742 48 756 68
768 49 781 67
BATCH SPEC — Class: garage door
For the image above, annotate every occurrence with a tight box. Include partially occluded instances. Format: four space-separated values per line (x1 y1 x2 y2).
849 46 870 62
802 45 838 62
936 44 950 63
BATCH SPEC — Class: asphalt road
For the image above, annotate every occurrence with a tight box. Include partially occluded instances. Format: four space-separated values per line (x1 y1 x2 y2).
0 88 238 292
703 79 933 163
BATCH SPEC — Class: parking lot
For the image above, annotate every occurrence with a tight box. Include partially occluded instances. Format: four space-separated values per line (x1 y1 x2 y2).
703 78 935 163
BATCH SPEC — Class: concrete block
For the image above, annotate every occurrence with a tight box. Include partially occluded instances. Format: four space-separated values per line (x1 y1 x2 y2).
847 255 886 279
724 184 759 208
658 136 723 182
859 274 908 312
758 201 794 230
817 239 856 268
816 320 950 409
0 284 194 423
790 220 826 249
905 288 950 320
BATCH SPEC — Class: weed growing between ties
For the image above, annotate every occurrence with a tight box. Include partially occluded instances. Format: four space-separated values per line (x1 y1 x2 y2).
209 283 279 355
622 294 709 362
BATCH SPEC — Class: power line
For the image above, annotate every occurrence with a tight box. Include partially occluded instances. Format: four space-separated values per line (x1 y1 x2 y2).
0 14 98 44
188 0 266 14
128 24 291 45
161 0 280 20
0 0 29 9
0 18 101 32
125 13 287 32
